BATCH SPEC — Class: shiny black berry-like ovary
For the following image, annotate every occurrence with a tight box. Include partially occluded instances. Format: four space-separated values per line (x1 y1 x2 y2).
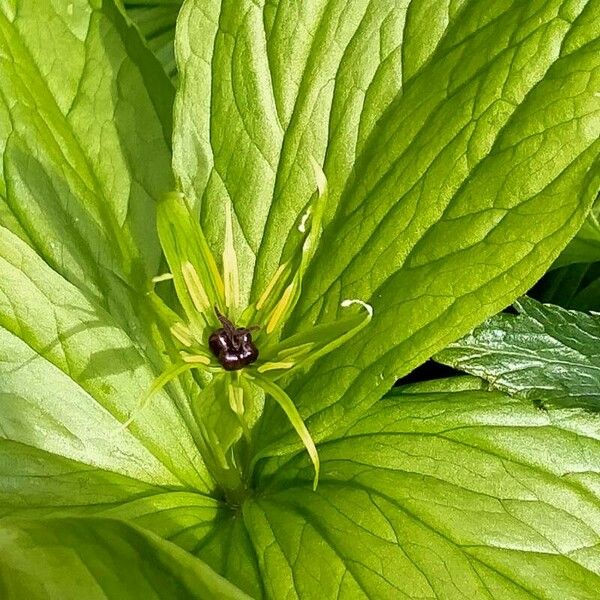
208 327 259 371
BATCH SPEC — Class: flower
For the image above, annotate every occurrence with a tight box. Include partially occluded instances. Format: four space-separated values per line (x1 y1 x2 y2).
124 162 372 491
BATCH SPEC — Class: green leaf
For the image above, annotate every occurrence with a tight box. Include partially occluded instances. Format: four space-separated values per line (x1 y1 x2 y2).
553 193 600 268
533 261 600 311
2 2 600 597
0 517 250 600
0 0 174 342
0 439 226 551
4 377 600 598
569 269 600 311
0 440 161 517
121 0 182 80
435 297 600 411
174 0 600 457
184 378 600 598
0 225 211 491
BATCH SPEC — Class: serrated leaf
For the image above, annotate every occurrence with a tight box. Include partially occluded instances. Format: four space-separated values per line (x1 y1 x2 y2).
436 297 600 411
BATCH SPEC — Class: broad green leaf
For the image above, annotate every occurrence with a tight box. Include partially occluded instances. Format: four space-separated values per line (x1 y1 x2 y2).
174 0 600 458
1 2 600 598
0 225 211 491
554 193 600 267
122 0 182 80
0 517 249 600
0 439 226 553
0 440 162 517
436 297 600 411
0 0 174 346
4 378 600 598
176 378 600 598
533 261 600 311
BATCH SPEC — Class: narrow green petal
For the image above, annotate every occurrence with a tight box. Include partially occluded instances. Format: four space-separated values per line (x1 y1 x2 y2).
253 374 320 490
257 361 295 373
151 272 174 284
262 299 373 377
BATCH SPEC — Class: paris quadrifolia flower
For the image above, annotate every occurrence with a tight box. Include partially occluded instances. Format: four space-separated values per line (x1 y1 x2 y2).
123 161 372 492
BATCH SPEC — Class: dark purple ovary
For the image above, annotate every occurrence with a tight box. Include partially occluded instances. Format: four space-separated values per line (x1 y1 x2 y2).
209 328 259 371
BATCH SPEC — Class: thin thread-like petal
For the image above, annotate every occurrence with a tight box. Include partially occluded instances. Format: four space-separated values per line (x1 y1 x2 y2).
262 299 373 379
253 374 320 490
120 362 199 430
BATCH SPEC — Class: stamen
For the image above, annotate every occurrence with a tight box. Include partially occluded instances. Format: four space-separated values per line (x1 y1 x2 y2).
267 283 295 334
256 262 287 311
182 261 210 313
257 361 295 373
223 203 240 311
170 323 194 347
181 353 211 365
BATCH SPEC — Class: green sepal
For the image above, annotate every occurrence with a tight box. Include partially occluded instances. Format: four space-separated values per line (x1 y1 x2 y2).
192 374 243 468
157 192 225 334
253 162 328 338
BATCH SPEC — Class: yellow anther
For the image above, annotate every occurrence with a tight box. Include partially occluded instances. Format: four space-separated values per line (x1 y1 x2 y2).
223 203 240 311
256 262 287 311
257 361 295 373
170 323 194 347
182 261 210 312
181 353 211 365
266 283 295 334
